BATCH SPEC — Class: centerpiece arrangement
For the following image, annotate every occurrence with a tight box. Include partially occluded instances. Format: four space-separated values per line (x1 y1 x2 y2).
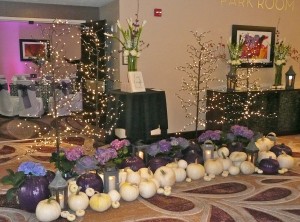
273 40 291 87
227 39 244 91
105 16 149 92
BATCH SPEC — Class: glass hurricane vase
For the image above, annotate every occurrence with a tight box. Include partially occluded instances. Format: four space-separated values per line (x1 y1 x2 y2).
274 64 283 86
128 55 138 72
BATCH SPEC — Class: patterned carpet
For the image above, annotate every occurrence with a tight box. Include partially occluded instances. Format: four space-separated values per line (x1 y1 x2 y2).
0 134 299 221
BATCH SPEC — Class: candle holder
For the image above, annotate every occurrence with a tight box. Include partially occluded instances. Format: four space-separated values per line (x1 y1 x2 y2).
48 170 68 209
227 66 237 92
103 164 119 193
285 66 296 90
244 141 259 165
132 141 149 164
201 140 215 161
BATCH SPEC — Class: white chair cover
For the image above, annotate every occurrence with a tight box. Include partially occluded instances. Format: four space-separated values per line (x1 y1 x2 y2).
48 79 72 116
0 79 19 116
16 80 44 117
70 91 83 112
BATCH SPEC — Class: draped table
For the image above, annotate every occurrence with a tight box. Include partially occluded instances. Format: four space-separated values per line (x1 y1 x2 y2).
107 88 168 143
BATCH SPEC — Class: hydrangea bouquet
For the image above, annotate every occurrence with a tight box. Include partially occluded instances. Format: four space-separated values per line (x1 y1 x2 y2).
146 137 190 159
227 125 254 146
198 130 223 146
94 139 131 166
50 146 84 176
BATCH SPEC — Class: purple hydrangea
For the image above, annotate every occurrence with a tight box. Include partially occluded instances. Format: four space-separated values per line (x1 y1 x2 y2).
230 125 254 140
110 139 130 151
18 161 46 176
170 137 190 149
198 130 221 143
147 143 160 156
158 139 172 153
65 146 84 161
95 148 118 165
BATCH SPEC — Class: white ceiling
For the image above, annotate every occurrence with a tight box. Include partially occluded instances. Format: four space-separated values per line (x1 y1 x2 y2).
2 0 115 7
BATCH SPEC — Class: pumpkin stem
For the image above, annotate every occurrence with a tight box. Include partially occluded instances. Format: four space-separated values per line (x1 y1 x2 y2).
76 186 82 195
222 152 226 159
160 169 166 176
48 197 55 203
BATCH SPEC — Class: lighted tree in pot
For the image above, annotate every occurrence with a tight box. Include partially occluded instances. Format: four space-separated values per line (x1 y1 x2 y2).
176 31 225 139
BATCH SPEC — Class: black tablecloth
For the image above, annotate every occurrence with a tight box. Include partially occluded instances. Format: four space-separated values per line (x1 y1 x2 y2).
107 89 168 142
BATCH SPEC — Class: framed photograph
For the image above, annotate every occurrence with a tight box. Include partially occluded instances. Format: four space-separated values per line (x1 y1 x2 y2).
128 71 146 92
232 25 276 68
19 39 50 61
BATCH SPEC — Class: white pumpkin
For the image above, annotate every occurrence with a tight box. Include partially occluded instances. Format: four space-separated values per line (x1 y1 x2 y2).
108 189 121 202
172 167 187 182
219 157 233 171
138 167 154 180
119 182 139 201
204 159 223 175
126 170 141 184
217 147 230 158
36 198 61 222
240 161 255 174
228 165 240 175
139 179 157 198
68 191 89 211
229 151 247 167
255 136 274 152
186 162 205 180
148 177 160 190
89 193 112 212
112 201 120 208
257 150 276 163
177 159 188 169
166 162 178 168
154 166 176 187
277 152 295 169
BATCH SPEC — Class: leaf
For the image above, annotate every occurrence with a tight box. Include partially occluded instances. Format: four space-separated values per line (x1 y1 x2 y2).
1 175 13 185
6 187 18 202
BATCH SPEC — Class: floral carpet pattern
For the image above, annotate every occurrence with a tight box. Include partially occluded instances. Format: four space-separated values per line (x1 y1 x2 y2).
0 136 299 221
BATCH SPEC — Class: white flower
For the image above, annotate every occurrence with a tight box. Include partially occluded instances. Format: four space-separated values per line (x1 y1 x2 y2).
116 20 121 29
136 51 141 57
130 49 138 56
123 50 129 56
127 18 133 28
142 20 147 27
104 33 113 37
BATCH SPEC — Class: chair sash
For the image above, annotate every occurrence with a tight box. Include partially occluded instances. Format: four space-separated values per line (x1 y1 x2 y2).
17 84 36 109
0 83 8 91
56 81 72 96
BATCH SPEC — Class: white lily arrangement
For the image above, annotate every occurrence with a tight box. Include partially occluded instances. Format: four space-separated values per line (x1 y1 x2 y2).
274 40 291 66
105 18 148 57
227 38 244 66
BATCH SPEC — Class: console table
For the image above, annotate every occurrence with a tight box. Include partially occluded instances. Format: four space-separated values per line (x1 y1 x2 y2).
206 89 300 135
107 89 168 142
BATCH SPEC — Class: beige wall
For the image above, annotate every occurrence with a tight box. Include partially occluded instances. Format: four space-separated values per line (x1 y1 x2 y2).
111 0 300 133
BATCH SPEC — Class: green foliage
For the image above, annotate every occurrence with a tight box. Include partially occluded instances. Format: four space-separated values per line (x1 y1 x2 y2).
49 151 75 174
113 147 130 166
0 169 25 202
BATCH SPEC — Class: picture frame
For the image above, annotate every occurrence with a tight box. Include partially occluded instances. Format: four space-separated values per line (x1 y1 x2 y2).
19 39 50 61
128 71 146 92
232 25 276 68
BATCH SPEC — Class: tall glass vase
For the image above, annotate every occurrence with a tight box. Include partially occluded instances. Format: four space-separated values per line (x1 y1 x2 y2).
274 64 283 86
128 55 138 72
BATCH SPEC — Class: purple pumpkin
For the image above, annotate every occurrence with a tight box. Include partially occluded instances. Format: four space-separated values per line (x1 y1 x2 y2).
17 175 50 213
227 141 244 153
270 143 292 156
76 172 103 193
147 157 170 173
120 156 145 171
259 157 279 175
182 144 203 164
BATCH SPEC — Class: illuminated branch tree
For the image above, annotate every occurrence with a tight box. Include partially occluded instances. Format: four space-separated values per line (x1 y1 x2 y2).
176 31 225 139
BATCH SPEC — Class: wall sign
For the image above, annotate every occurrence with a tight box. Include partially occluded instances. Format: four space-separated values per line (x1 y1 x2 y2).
220 0 295 12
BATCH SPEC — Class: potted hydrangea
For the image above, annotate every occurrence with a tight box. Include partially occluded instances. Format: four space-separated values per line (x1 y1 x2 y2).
226 125 254 152
0 161 51 212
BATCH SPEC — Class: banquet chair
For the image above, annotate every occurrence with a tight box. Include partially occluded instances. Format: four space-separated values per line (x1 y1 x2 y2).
0 79 19 116
16 80 44 117
48 79 73 116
